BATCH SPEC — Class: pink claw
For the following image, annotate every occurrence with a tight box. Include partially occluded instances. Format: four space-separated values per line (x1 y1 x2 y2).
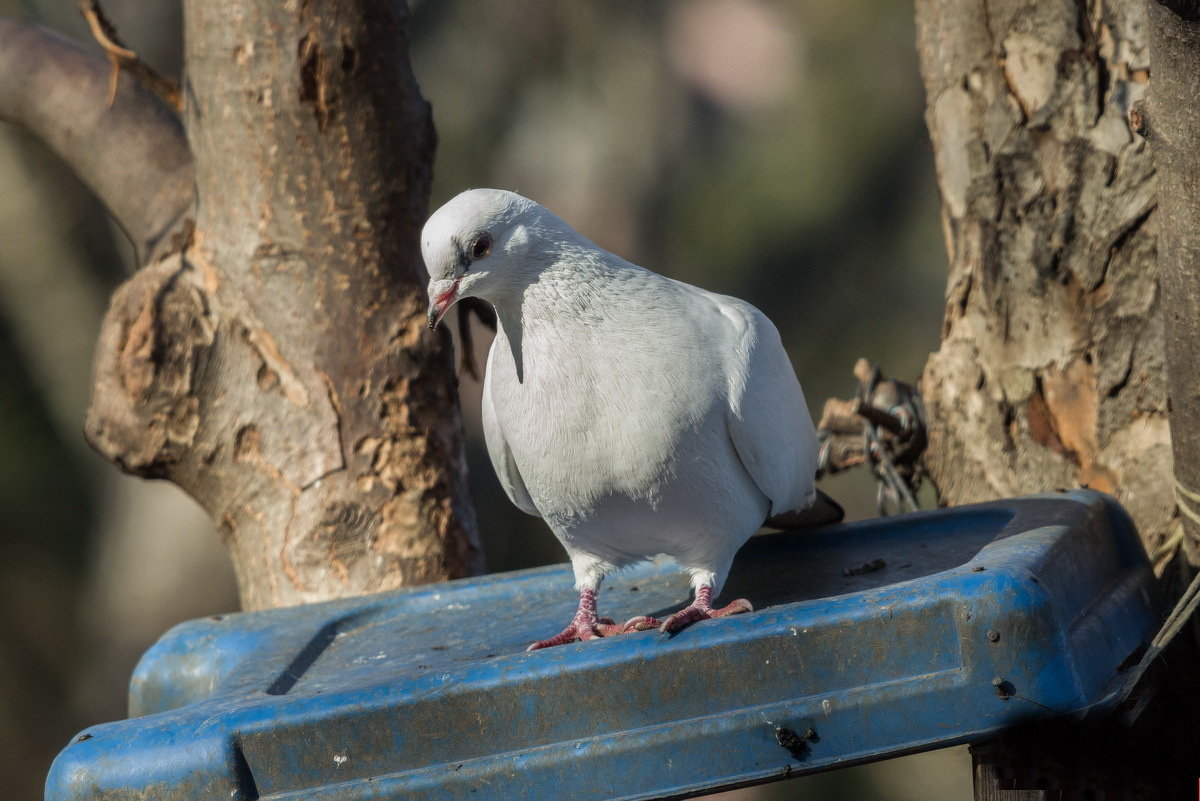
619 615 662 632
527 589 651 650
659 585 753 634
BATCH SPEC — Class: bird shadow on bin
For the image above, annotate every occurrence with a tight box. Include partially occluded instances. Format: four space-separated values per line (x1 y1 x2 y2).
641 507 1014 621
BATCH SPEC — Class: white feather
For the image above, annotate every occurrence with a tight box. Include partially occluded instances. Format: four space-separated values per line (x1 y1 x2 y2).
423 189 819 596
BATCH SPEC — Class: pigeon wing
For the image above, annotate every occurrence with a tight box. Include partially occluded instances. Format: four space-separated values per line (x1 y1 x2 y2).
482 356 541 518
719 298 818 518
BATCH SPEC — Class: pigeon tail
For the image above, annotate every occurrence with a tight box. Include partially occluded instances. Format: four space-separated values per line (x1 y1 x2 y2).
764 489 844 529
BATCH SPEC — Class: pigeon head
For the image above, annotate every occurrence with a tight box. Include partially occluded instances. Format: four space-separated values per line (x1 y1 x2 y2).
422 189 552 329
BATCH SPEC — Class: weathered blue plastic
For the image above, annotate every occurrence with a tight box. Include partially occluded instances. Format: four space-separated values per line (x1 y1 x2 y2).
47 490 1160 801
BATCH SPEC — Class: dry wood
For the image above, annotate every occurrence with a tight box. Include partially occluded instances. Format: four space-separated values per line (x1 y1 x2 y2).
2 1 483 610
914 0 1200 795
78 0 182 111
915 0 1175 558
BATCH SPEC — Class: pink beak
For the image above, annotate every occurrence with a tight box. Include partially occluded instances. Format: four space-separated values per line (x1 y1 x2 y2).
426 278 460 330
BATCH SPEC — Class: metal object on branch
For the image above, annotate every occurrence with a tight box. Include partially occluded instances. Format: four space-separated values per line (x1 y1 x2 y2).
817 359 927 515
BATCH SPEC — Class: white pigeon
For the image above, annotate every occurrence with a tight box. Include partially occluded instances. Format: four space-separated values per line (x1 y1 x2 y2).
423 189 835 650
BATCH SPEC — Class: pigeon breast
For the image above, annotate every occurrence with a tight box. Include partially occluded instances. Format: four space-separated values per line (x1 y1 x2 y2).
482 248 791 568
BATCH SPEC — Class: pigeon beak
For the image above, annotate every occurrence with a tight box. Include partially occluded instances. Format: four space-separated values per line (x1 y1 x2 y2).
426 278 460 330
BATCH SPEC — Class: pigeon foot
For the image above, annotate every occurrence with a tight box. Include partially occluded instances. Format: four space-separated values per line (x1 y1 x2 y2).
526 618 621 650
619 615 662 632
659 585 753 634
527 588 651 650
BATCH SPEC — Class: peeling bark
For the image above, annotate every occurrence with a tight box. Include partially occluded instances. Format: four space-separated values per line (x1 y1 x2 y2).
918 0 1200 794
912 0 1200 786
97 0 480 610
915 0 1178 558
0 2 482 609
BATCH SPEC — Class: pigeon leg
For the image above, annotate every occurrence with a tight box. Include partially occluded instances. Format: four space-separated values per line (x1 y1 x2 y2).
659 585 753 634
527 588 633 650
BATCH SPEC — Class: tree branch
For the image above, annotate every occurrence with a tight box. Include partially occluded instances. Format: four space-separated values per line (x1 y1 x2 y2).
77 0 182 111
0 18 193 263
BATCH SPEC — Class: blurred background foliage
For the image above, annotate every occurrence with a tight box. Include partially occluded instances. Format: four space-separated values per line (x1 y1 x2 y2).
0 0 960 798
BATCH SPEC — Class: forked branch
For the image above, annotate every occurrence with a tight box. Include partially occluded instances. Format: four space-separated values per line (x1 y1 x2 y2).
77 0 182 110
0 18 194 263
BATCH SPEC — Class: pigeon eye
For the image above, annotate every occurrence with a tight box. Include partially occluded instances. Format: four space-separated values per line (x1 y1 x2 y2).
470 232 492 261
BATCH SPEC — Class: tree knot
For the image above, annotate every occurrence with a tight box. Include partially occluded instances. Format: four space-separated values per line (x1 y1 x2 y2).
84 255 215 477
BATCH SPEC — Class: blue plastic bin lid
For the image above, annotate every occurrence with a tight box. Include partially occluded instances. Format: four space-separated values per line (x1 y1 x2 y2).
47 490 1160 800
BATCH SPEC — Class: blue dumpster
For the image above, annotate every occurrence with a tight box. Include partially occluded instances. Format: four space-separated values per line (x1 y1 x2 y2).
47 490 1160 800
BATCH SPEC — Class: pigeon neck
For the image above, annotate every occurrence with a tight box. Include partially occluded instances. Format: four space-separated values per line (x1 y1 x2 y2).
492 303 526 383
486 267 578 384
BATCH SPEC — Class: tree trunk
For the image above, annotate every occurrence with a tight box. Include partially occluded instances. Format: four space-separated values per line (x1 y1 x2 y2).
0 1 483 611
915 0 1200 796
914 0 1179 561
1146 0 1200 560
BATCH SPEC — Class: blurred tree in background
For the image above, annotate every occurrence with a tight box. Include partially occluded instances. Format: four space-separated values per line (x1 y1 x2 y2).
0 1 955 799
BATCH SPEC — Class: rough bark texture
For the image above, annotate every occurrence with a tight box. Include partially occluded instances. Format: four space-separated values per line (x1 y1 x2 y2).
0 0 486 610
915 0 1180 558
917 0 1200 796
1147 0 1200 558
